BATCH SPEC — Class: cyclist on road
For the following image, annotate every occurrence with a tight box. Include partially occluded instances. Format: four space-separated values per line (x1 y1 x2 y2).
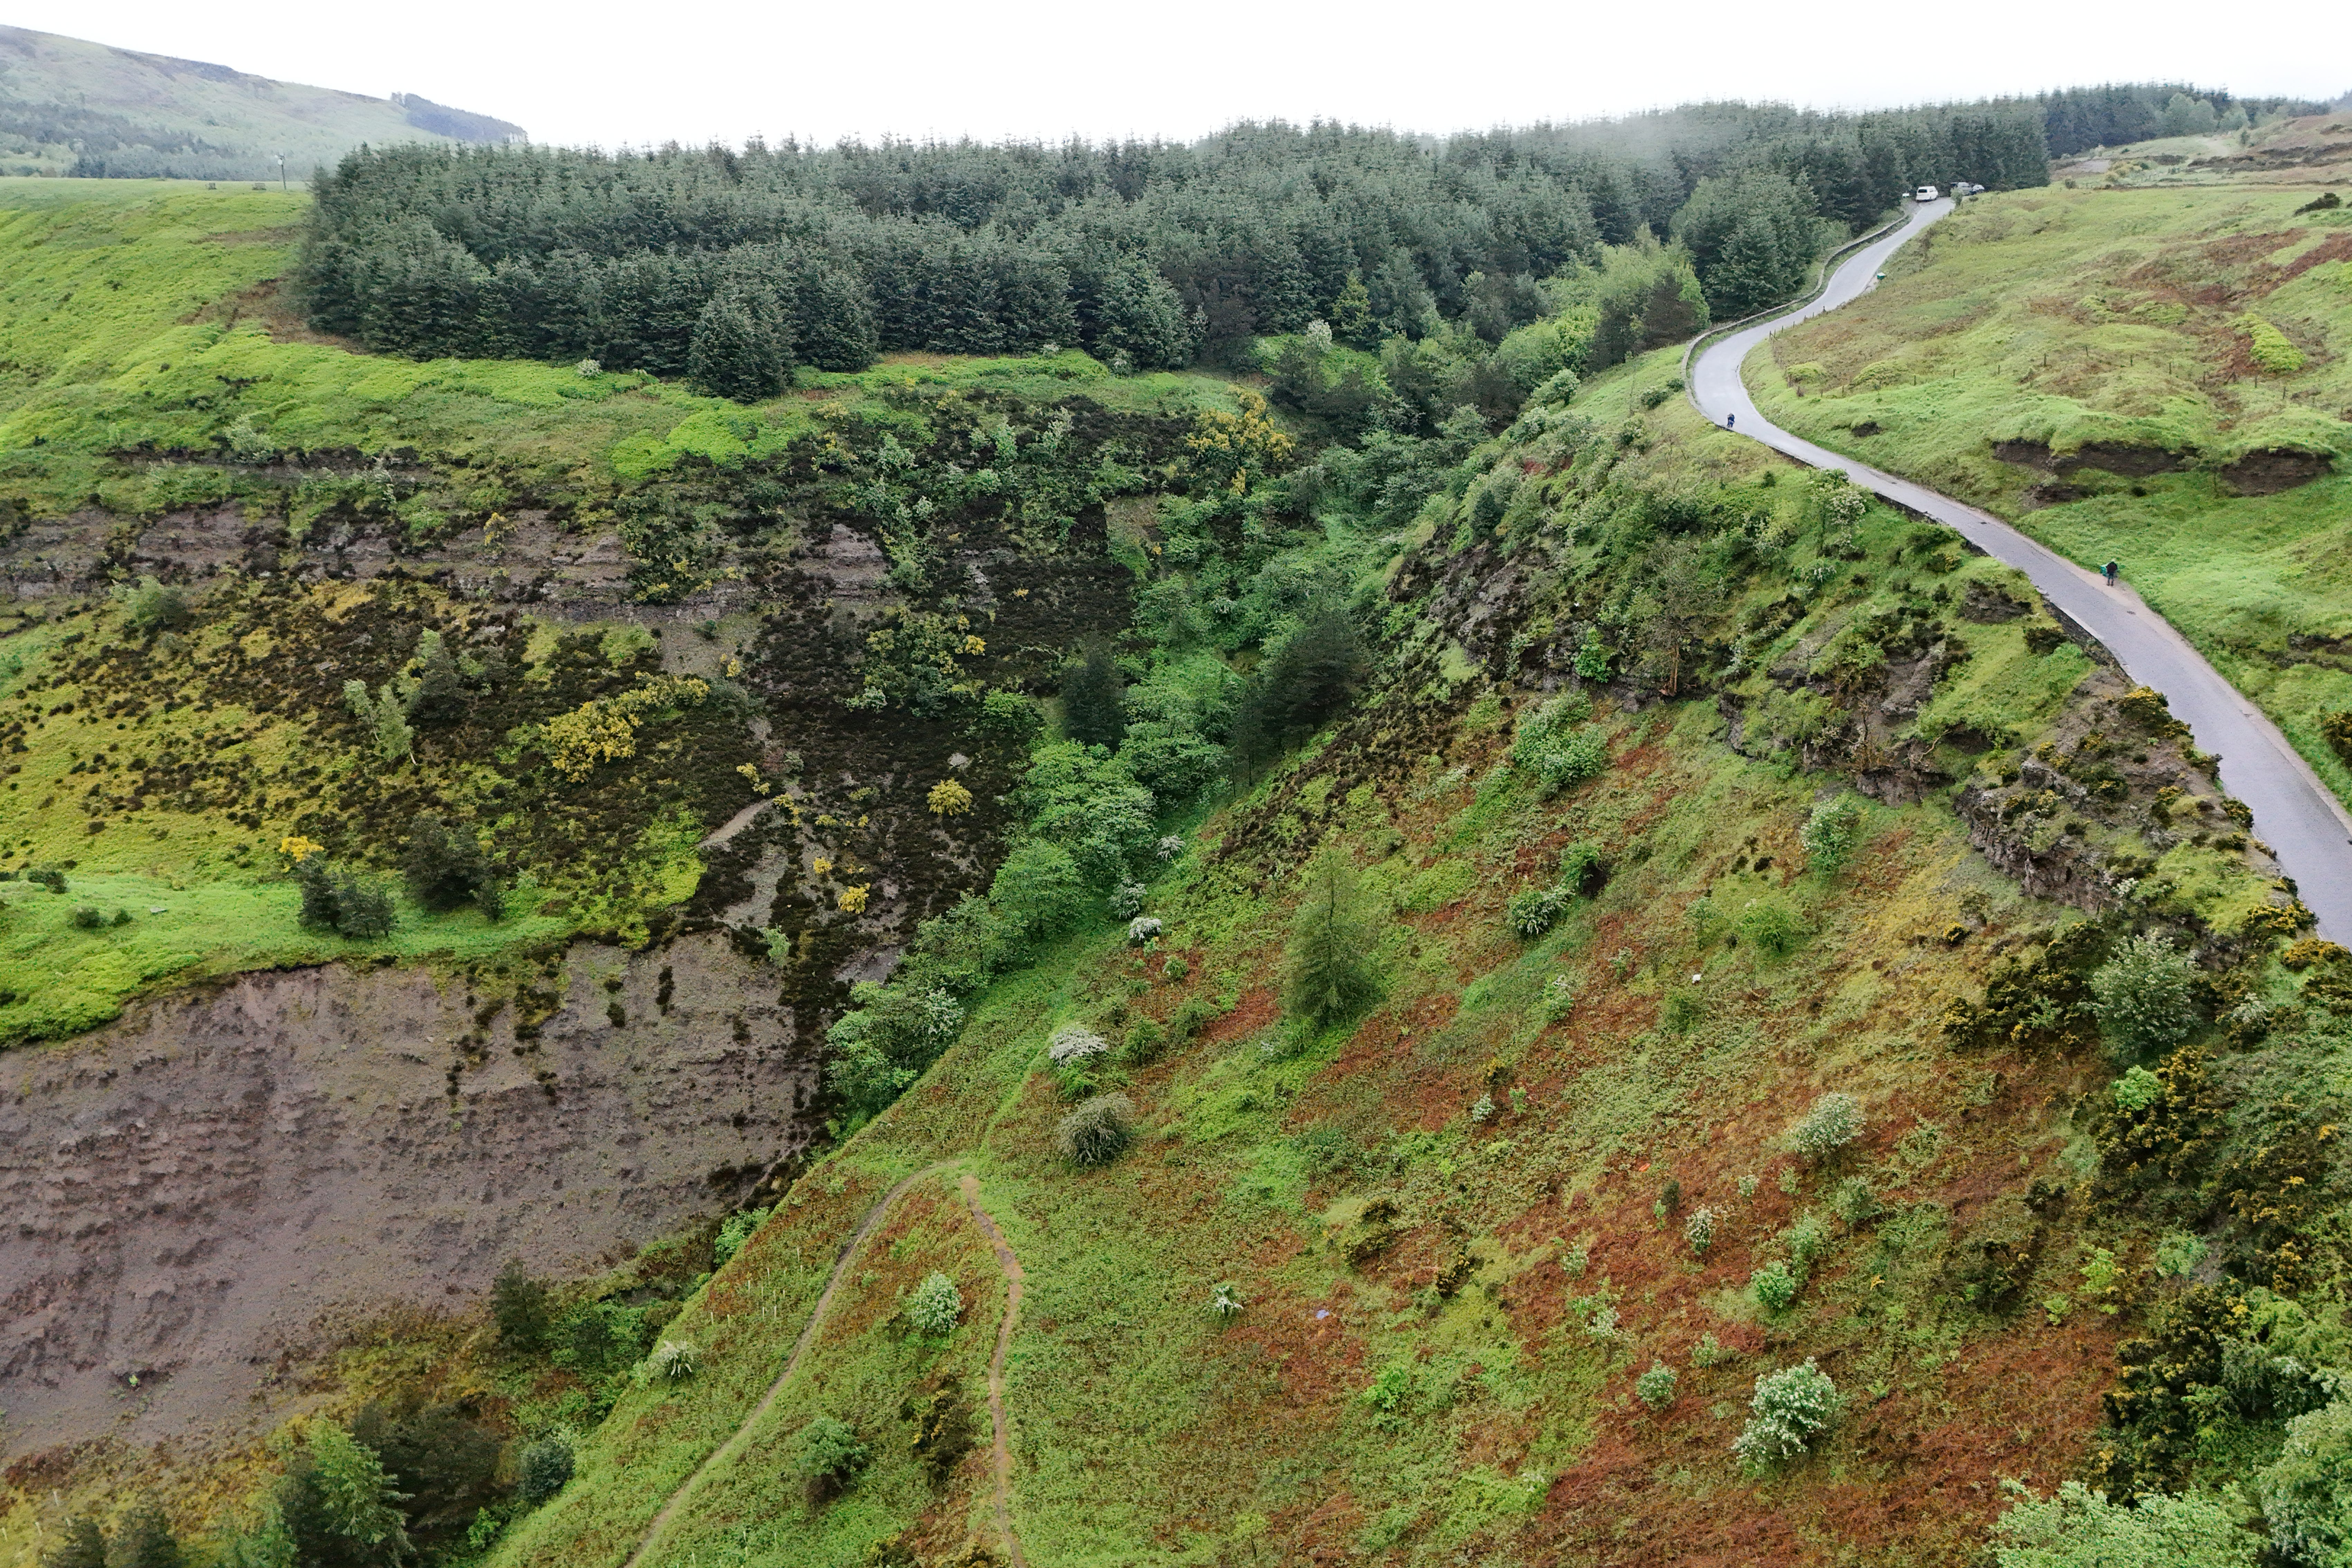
2102 559 2120 586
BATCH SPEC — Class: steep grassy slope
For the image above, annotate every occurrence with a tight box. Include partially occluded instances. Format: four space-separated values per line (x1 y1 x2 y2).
1747 184 2352 808
465 379 2313 1568
0 25 519 181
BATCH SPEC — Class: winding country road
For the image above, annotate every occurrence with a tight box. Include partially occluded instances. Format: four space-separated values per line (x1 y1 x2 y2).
1689 199 2352 942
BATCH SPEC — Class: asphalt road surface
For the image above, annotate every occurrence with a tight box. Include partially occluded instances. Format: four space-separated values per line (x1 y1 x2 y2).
1689 199 2352 942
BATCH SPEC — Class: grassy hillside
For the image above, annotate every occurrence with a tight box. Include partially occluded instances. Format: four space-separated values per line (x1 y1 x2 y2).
1747 184 2352 808
0 25 519 181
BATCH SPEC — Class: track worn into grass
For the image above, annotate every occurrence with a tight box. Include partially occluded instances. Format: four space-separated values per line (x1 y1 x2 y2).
960 1173 1029 1568
622 1162 957 1568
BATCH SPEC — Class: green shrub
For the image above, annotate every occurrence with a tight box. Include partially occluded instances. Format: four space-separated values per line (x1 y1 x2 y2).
2324 710 2352 768
1990 1480 2256 1566
641 1339 698 1383
400 812 503 917
517 1430 576 1505
1832 1177 1880 1228
1511 696 1611 794
1789 1091 1865 1160
906 1271 964 1336
1060 641 1126 749
1752 1260 1800 1314
69 905 104 930
978 688 1043 746
2256 1397 2352 1565
713 1207 770 1268
794 1416 870 1491
1122 1017 1168 1064
2090 935 2197 1063
1539 974 1578 1023
1801 796 1862 876
119 576 192 634
295 859 396 940
2239 314 2307 374
343 678 414 764
1733 1359 1841 1466
1506 884 1571 939
1056 1093 1136 1167
1556 839 1607 896
1737 897 1805 958
1785 1213 1831 1269
1636 1361 1679 1409
1684 1206 1718 1256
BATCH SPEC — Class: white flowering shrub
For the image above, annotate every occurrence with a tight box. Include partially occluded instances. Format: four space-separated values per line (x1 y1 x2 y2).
1684 1206 1719 1256
643 1339 698 1383
1789 1092 1865 1160
905 1271 963 1335
1127 915 1164 945
1734 1359 1841 1466
1047 1024 1112 1066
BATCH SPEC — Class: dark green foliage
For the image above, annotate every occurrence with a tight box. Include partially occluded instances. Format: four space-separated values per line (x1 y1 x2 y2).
1055 1092 1136 1167
108 1506 184 1568
405 631 465 728
399 812 502 917
39 1517 107 1568
295 103 2069 375
295 859 396 940
1284 851 1383 1026
273 1422 413 1568
351 1399 507 1548
69 905 104 930
1060 643 1126 749
794 1415 870 1502
978 688 1044 747
517 1432 576 1505
1227 603 1367 778
1673 170 1828 318
688 278 797 401
2100 1284 2238 1498
26 867 68 894
491 1259 551 1353
121 577 192 634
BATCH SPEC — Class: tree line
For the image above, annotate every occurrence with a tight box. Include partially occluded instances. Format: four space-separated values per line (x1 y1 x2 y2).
296 100 2072 396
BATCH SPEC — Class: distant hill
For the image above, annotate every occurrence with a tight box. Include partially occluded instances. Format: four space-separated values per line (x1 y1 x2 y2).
0 25 522 182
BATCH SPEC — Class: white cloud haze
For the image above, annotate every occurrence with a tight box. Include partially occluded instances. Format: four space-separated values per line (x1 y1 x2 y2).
22 0 2347 149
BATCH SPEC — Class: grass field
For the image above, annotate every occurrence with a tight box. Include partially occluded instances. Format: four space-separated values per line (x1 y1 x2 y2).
1747 183 2352 806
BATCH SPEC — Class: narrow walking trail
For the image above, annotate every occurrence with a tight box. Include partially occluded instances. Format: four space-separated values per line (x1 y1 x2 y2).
621 1162 955 1568
960 1173 1029 1568
1689 201 2352 941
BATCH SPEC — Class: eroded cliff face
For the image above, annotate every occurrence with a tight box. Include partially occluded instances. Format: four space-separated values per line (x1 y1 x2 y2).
0 932 813 1462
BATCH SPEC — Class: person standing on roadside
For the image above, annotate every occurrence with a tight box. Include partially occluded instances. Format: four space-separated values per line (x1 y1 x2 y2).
2103 559 2120 586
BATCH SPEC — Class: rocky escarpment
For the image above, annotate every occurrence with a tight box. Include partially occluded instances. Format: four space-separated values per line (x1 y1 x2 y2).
0 932 813 1464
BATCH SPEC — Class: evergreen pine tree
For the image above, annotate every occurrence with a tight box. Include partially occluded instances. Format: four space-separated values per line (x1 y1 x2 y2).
109 1505 185 1568
794 266 880 371
39 1518 107 1568
687 279 794 401
1060 643 1126 749
1284 849 1382 1026
1329 272 1376 348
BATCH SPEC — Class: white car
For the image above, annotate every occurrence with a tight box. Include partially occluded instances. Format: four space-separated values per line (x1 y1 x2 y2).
1914 185 1940 202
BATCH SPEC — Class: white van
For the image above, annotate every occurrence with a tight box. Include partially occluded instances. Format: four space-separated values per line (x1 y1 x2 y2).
1915 185 1940 202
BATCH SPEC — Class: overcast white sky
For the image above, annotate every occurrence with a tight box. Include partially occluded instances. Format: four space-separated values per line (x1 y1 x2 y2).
30 0 2350 148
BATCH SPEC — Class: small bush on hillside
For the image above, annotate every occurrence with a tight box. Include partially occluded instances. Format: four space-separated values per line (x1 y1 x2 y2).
1991 1480 2256 1566
1752 1260 1800 1314
1122 1017 1167 1064
1832 1177 1880 1228
1737 897 1804 958
1056 1093 1135 1167
2323 710 2352 768
295 859 396 940
517 1429 576 1505
400 812 503 918
1684 1206 1719 1256
1790 1092 1865 1160
69 905 104 931
794 1415 871 1498
1047 1024 1112 1066
1540 974 1578 1023
1557 840 1608 896
714 1206 770 1268
1637 1361 1679 1410
1734 1359 1841 1467
1801 796 1862 876
1785 1213 1831 1269
119 576 192 634
2090 934 2197 1063
344 678 415 764
1511 696 1610 795
641 1339 698 1383
1506 884 1571 939
906 1271 964 1336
